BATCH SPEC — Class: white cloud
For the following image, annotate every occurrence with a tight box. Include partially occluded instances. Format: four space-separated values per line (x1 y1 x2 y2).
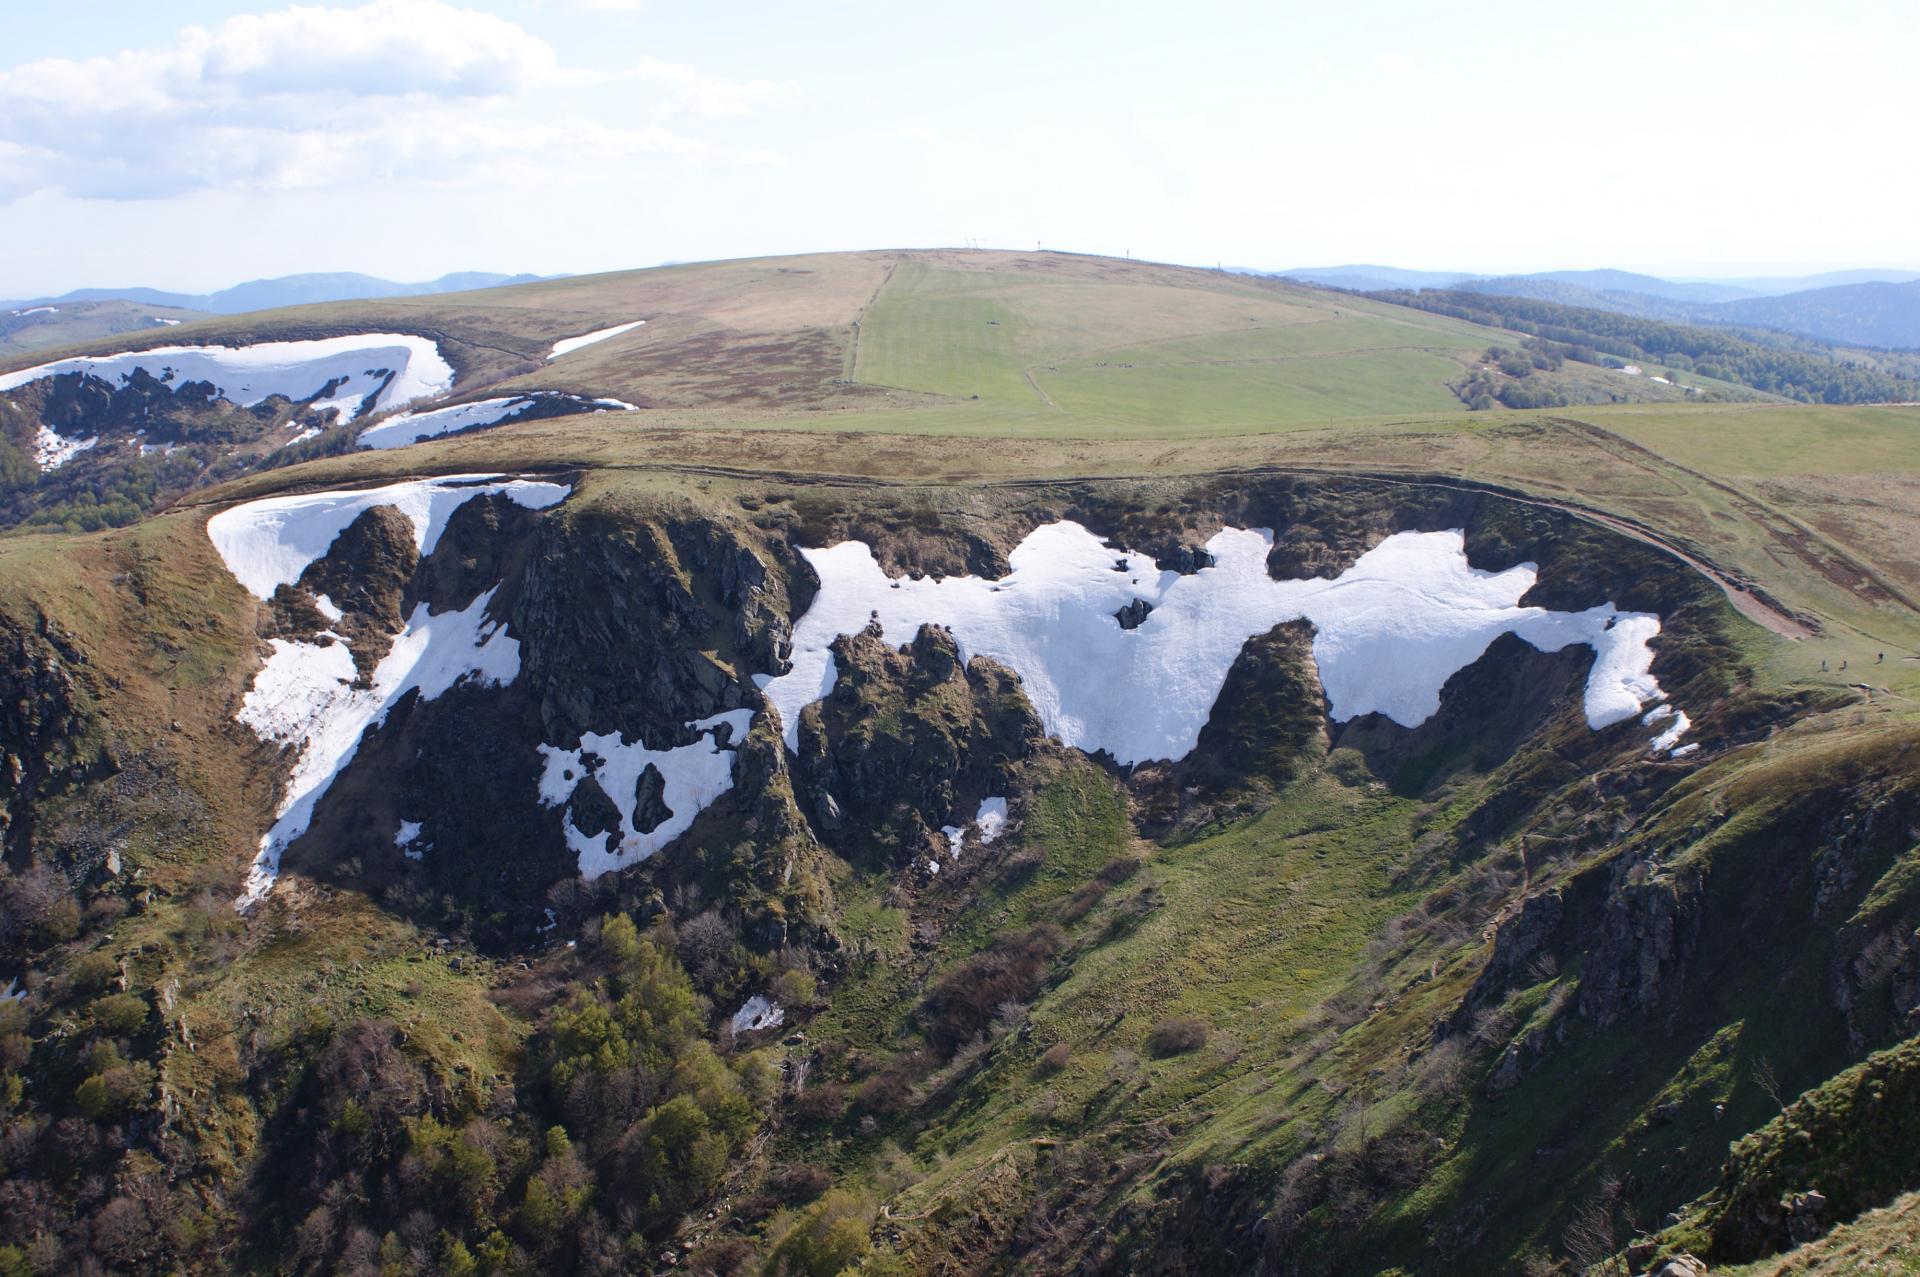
630 56 800 119
0 0 787 203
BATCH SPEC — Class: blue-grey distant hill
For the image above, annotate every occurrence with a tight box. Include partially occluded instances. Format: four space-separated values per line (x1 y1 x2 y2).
1683 268 1920 294
1270 265 1915 350
1256 265 1480 292
1712 280 1920 350
8 270 546 316
1447 274 1920 348
1466 270 1756 305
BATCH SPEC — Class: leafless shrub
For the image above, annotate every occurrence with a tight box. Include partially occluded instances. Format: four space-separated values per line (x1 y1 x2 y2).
1562 1175 1625 1274
871 1141 923 1194
1413 1038 1470 1102
1147 1017 1209 1058
1038 1042 1072 1075
1058 881 1106 923
855 1052 932 1115
1472 1004 1517 1049
768 1163 832 1203
684 1235 758 1276
912 1037 991 1108
920 926 1063 1055
1753 1056 1786 1111
792 1082 845 1122
676 910 739 989
990 1000 1029 1038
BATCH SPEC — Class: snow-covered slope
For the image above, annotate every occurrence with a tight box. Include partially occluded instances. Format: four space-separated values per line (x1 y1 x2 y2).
234 590 523 905
210 475 575 904
760 523 1687 766
0 334 455 423
206 475 570 599
356 392 637 450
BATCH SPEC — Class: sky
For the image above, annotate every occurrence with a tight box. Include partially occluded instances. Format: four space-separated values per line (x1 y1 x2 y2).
1 0 1916 295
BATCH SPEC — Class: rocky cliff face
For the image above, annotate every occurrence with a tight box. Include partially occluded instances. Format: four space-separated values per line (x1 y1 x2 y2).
791 624 1044 869
0 612 99 862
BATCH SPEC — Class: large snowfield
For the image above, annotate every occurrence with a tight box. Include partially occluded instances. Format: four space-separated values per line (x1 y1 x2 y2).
207 474 570 599
0 334 455 423
760 522 1688 765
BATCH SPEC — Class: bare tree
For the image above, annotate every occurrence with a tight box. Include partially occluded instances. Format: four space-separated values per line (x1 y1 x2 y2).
1563 1175 1626 1274
1753 1056 1787 1111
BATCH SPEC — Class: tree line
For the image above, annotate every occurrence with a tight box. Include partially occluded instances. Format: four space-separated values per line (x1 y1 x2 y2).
1377 289 1920 405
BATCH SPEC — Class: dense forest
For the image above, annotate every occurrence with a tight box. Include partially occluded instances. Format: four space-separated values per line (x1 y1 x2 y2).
1377 288 1920 404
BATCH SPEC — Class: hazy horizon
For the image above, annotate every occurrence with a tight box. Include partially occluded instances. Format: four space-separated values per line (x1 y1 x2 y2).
11 254 1920 306
3 0 1918 296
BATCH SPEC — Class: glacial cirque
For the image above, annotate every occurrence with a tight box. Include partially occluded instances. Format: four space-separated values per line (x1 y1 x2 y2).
760 522 1686 766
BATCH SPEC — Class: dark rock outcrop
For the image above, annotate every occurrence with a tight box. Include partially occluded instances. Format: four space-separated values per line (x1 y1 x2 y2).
514 513 783 748
0 613 97 862
792 624 1043 868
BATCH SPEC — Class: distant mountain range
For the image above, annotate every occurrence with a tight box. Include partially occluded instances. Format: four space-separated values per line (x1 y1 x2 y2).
2 270 547 318
1261 265 1920 348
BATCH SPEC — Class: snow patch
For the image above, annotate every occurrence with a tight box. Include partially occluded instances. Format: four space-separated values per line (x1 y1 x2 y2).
234 588 522 906
394 819 426 861
939 796 1009 858
359 396 537 449
729 995 785 1035
16 306 57 317
313 594 344 623
33 425 96 470
357 391 638 450
151 317 182 326
536 709 754 879
0 334 454 423
975 796 1009 844
760 524 1677 766
207 474 570 600
1649 711 1692 754
549 320 645 360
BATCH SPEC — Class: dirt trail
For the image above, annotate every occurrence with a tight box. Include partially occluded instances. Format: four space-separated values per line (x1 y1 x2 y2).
1547 502 1814 638
1550 417 1915 620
